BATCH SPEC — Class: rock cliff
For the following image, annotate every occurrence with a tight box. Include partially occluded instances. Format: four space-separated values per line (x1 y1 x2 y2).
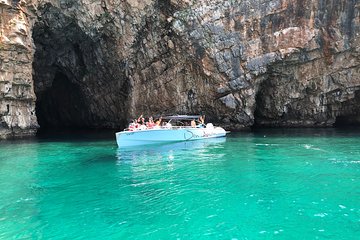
0 0 38 138
0 0 359 138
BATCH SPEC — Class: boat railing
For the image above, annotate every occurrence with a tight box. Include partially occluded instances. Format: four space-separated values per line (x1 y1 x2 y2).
124 124 207 132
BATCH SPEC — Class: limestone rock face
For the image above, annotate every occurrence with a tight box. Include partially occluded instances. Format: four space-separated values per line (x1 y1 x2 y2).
0 0 38 138
0 0 359 138
169 0 360 128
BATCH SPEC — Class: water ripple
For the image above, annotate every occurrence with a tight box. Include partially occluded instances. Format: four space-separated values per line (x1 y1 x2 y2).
1 131 360 239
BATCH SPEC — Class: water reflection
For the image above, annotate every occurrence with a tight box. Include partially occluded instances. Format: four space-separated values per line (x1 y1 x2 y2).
115 137 226 163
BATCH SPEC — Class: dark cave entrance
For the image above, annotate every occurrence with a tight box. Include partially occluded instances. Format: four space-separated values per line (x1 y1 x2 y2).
35 72 88 129
334 90 360 127
31 8 93 130
253 75 278 128
31 3 130 132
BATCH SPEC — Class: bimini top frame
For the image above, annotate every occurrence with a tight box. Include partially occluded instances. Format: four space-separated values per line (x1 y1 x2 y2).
161 115 201 121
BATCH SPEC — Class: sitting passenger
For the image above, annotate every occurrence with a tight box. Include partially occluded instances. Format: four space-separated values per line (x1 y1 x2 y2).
128 122 135 131
199 115 205 124
191 119 196 127
147 116 155 128
137 114 143 123
155 117 162 126
196 115 206 128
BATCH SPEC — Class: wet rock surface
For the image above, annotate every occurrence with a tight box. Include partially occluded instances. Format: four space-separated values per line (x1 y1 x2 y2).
0 0 359 138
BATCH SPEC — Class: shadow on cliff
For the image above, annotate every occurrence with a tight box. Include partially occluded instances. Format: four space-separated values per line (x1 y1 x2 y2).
31 3 130 132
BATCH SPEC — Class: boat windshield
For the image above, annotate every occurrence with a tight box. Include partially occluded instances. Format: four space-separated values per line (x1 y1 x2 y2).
161 115 201 121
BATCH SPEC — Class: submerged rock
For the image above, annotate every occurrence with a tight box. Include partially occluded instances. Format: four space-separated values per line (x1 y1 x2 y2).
0 0 359 138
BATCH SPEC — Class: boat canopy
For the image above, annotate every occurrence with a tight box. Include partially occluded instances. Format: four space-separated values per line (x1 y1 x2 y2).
162 115 201 120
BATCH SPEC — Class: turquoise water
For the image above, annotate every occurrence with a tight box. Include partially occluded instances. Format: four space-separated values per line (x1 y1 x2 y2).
0 129 359 239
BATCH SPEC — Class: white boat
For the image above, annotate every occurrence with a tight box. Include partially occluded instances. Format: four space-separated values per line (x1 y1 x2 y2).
115 115 227 147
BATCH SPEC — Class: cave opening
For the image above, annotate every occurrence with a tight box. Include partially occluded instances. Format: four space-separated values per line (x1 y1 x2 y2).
31 3 130 132
253 75 277 128
31 5 94 131
35 71 88 129
334 90 360 127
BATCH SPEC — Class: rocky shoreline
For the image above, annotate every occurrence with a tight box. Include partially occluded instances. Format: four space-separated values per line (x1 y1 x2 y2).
1 0 359 139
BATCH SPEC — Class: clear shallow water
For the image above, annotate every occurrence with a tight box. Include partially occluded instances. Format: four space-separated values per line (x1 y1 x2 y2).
0 129 359 239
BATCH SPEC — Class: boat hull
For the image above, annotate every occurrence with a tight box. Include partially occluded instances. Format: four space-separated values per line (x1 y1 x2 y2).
116 127 226 147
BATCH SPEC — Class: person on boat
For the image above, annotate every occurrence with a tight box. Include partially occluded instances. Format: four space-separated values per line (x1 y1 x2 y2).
137 116 146 130
137 114 143 123
191 119 196 127
128 122 135 131
197 115 205 128
139 124 147 130
132 119 138 130
154 117 162 128
147 116 155 128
